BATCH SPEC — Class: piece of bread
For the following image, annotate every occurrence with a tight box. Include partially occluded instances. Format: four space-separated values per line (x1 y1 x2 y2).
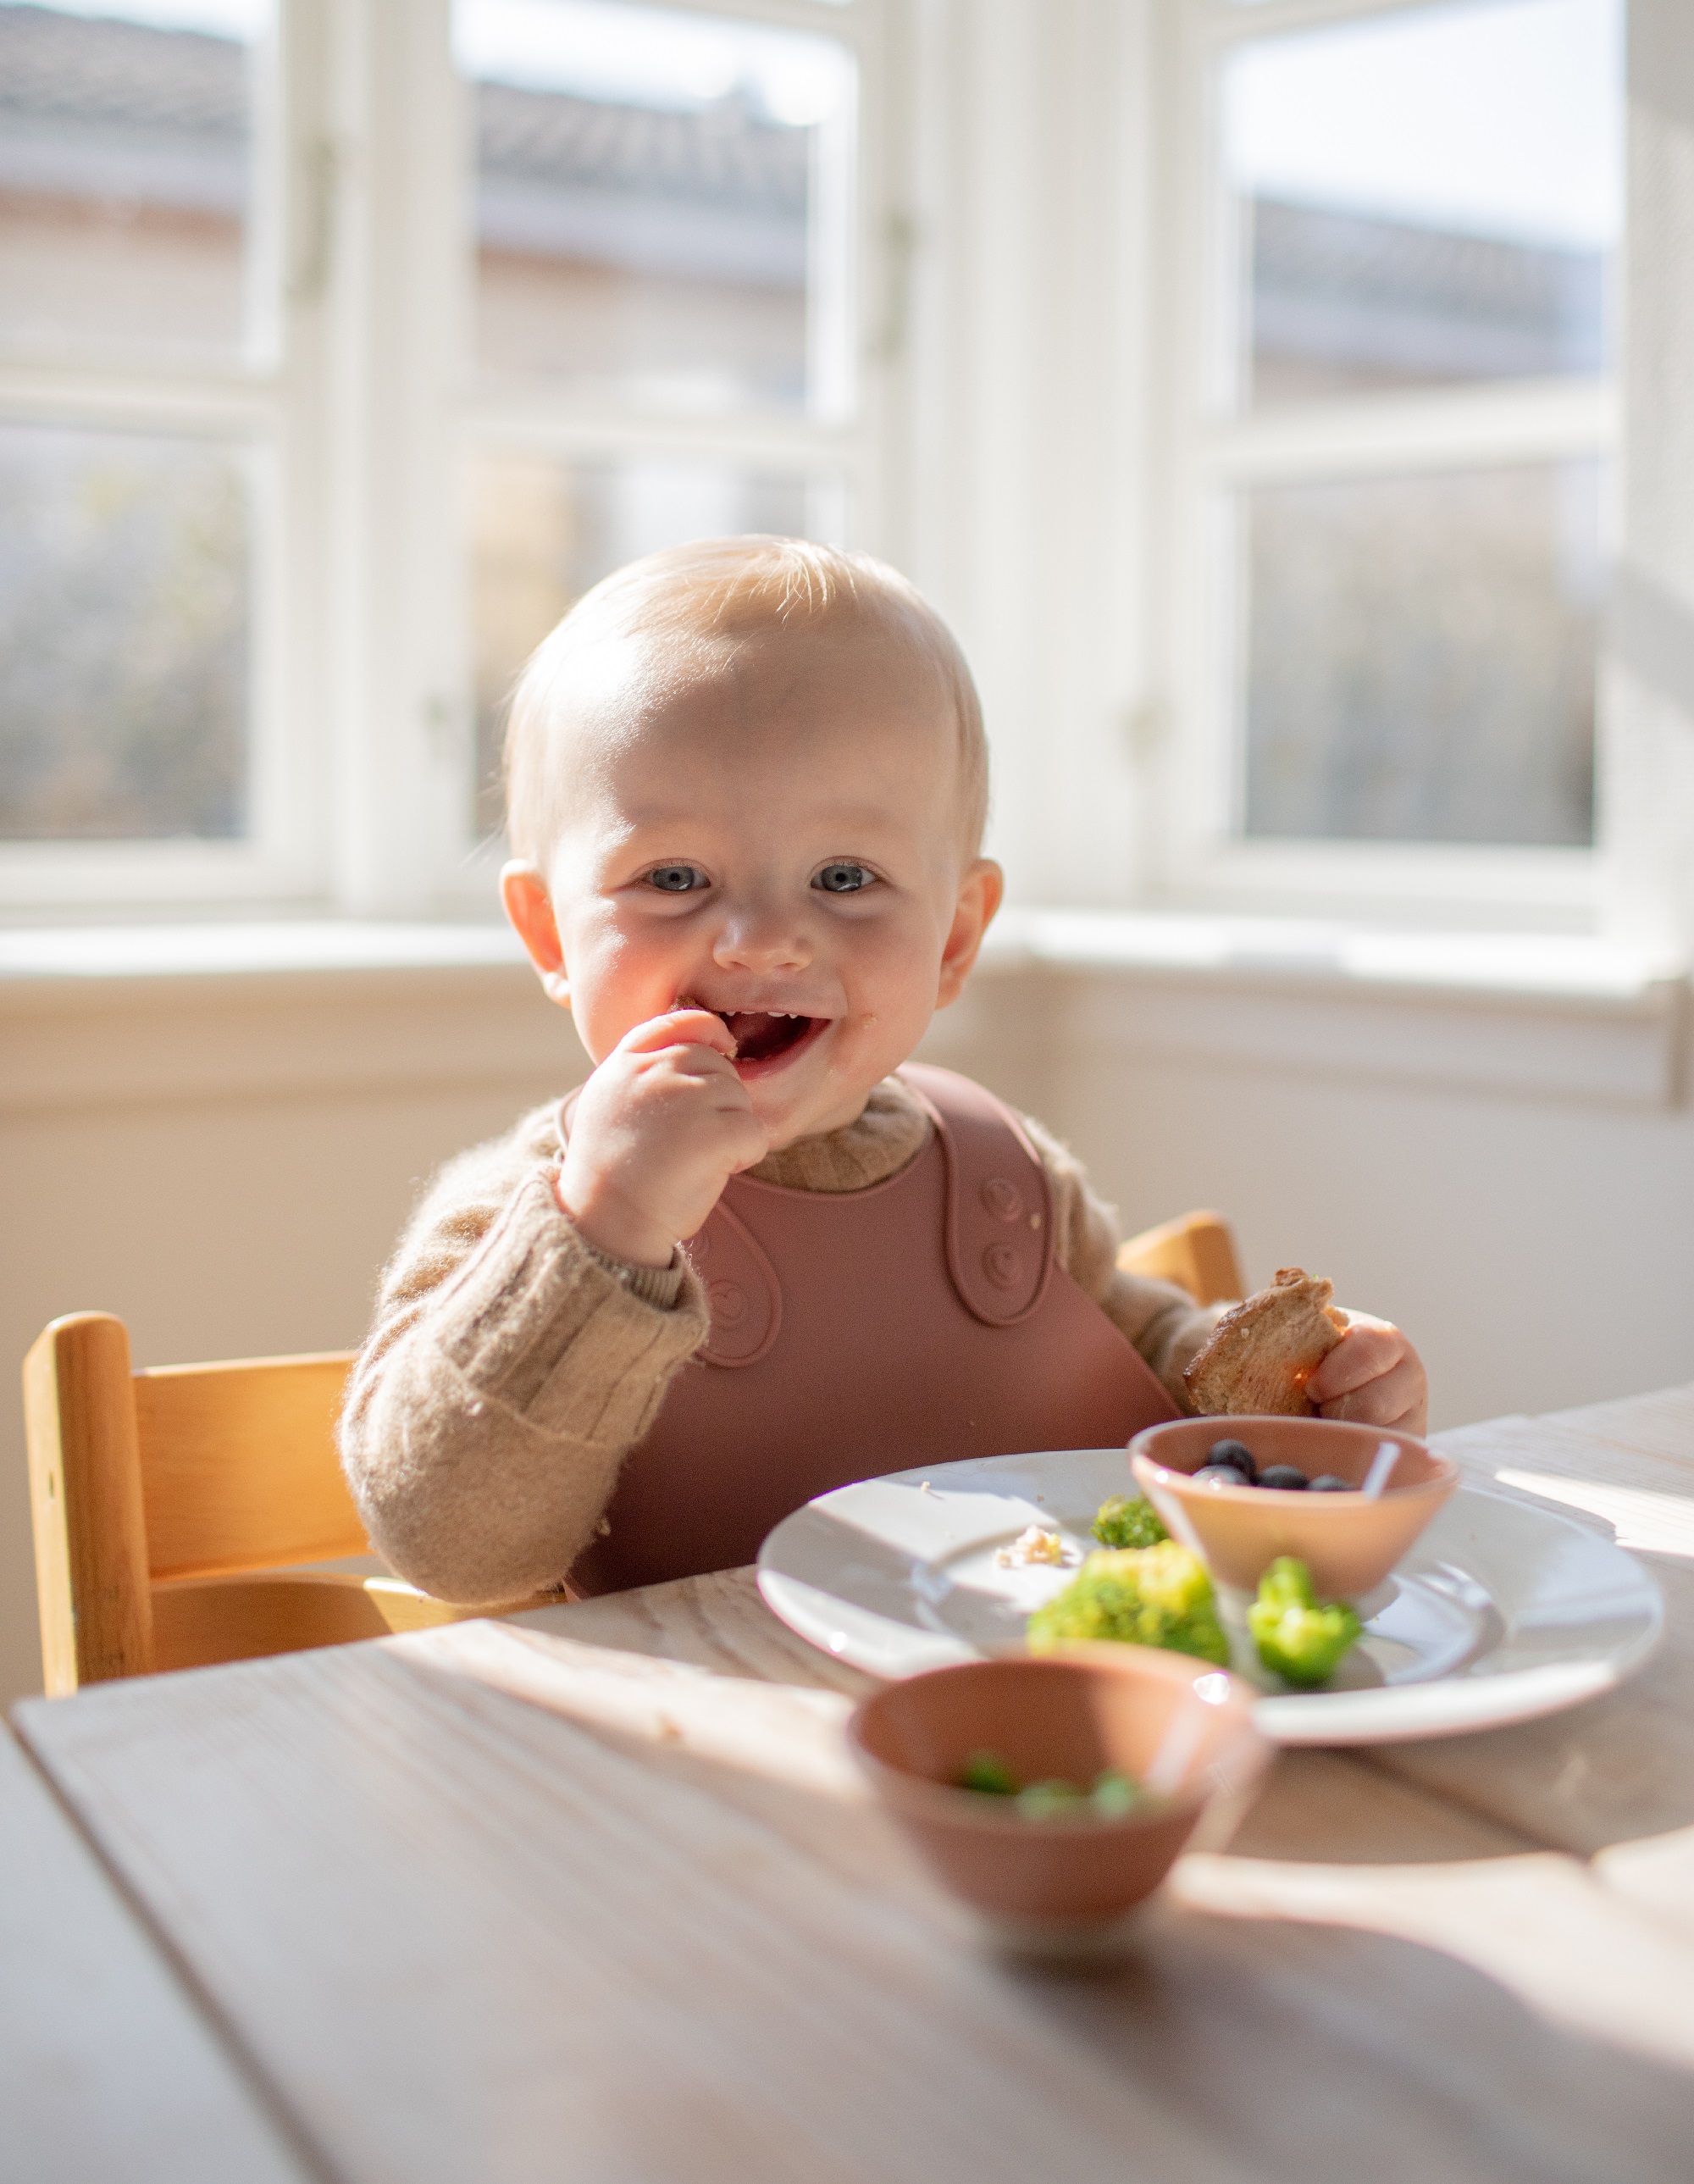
1182 1266 1348 1417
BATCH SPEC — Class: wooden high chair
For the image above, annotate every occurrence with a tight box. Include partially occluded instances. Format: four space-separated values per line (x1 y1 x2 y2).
25 1217 1238 1695
22 1313 539 1696
1117 1209 1244 1308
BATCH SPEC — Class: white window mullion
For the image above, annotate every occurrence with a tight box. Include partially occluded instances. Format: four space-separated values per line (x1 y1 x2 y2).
1205 379 1617 486
466 404 861 468
320 0 472 916
1602 0 1694 959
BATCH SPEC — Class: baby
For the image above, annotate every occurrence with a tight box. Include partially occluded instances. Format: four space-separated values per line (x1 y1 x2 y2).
340 538 1426 1605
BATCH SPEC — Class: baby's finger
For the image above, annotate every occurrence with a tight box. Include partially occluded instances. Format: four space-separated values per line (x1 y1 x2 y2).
1317 1355 1425 1428
1307 1320 1403 1402
618 1007 737 1062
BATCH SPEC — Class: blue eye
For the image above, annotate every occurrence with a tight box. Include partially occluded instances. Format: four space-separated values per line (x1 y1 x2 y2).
647 864 706 894
813 862 873 895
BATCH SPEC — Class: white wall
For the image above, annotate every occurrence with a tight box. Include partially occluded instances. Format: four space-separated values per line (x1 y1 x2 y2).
4 946 1689 1708
0 957 586 1709
927 951 1694 1435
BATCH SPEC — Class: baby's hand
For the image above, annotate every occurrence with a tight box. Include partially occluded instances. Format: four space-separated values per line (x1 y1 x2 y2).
1306 1312 1428 1437
557 1010 771 1270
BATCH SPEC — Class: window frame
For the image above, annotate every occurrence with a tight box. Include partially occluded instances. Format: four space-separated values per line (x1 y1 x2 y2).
0 0 898 917
1144 0 1622 928
453 0 896 901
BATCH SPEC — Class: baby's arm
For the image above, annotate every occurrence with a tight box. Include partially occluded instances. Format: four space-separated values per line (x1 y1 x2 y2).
339 1100 709 1604
342 1009 768 1603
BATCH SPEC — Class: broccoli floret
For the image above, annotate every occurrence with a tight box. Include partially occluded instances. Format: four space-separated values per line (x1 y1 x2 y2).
1015 1778 1088 1819
1027 1541 1230 1666
1087 1768 1143 1818
958 1750 1019 1796
1248 1556 1362 1688
954 1756 1154 1820
1092 1494 1169 1550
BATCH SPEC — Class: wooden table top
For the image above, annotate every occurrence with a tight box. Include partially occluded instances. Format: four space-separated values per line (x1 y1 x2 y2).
0 1731 307 2184
13 1383 1694 2184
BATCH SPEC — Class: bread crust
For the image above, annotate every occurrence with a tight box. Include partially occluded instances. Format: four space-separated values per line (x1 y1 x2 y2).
1182 1266 1348 1417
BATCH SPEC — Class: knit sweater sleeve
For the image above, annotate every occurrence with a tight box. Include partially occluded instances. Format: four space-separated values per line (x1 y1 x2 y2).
1018 1112 1226 1407
338 1100 708 1605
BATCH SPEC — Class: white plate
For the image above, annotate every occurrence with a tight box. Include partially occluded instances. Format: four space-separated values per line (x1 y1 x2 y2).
756 1447 1664 1745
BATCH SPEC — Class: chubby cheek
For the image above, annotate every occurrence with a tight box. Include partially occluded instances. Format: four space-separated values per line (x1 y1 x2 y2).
832 921 947 1057
560 920 687 1064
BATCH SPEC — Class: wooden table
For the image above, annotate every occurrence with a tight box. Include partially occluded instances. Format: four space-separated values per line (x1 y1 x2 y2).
0 1731 307 2184
12 1385 1694 2183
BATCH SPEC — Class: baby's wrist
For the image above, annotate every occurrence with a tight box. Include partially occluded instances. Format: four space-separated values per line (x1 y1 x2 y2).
581 1238 687 1309
553 1168 678 1271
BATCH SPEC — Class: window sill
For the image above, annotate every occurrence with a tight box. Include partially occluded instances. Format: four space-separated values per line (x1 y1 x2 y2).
0 919 529 988
0 911 1685 1113
972 911 1690 1110
978 908 1682 1006
0 921 548 1116
0 907 1676 999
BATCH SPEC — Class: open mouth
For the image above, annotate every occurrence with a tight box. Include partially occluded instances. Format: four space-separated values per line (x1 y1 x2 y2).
716 1011 824 1071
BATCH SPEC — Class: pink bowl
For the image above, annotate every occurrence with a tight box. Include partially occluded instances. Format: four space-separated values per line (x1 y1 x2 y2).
1129 1415 1457 1598
848 1649 1269 1940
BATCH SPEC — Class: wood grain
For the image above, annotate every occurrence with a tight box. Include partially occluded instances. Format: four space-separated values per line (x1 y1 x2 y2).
24 1314 156 1689
516 1563 881 1693
17 1641 1254 2184
150 1571 495 1673
16 1387 1694 2183
1117 1208 1245 1305
21 1595 1694 2184
0 1733 307 2184
23 1318 518 1689
134 1350 364 1580
1370 1402 1694 1860
1541 1383 1694 1469
467 1617 1694 2065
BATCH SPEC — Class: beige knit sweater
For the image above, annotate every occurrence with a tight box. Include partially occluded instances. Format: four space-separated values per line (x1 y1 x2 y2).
340 1076 1220 1605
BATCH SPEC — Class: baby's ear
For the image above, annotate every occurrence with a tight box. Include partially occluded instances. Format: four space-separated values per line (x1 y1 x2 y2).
501 862 571 1008
936 857 1004 1006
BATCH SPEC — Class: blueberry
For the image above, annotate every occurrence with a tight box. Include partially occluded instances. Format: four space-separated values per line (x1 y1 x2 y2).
1309 1474 1353 1494
1258 1464 1309 1492
1192 1463 1250 1489
1208 1437 1259 1484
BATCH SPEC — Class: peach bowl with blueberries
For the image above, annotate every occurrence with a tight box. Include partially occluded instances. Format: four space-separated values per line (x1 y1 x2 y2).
1127 1416 1459 1602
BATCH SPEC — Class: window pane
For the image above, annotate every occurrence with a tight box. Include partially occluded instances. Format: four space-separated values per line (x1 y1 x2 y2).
1223 0 1622 407
0 0 270 363
1241 460 1601 848
0 423 251 840
456 0 855 413
469 452 837 827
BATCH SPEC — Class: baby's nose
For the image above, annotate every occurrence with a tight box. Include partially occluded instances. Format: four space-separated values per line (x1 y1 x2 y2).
711 901 811 972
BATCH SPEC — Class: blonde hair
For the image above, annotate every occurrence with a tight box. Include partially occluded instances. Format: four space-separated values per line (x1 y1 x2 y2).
502 535 988 864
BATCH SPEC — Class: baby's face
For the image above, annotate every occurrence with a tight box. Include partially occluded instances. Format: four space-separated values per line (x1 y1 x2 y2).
510 622 1000 1147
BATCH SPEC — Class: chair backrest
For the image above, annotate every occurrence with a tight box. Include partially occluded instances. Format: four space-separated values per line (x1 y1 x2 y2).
23 1236 1242 1690
22 1312 490 1695
1116 1210 1244 1309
